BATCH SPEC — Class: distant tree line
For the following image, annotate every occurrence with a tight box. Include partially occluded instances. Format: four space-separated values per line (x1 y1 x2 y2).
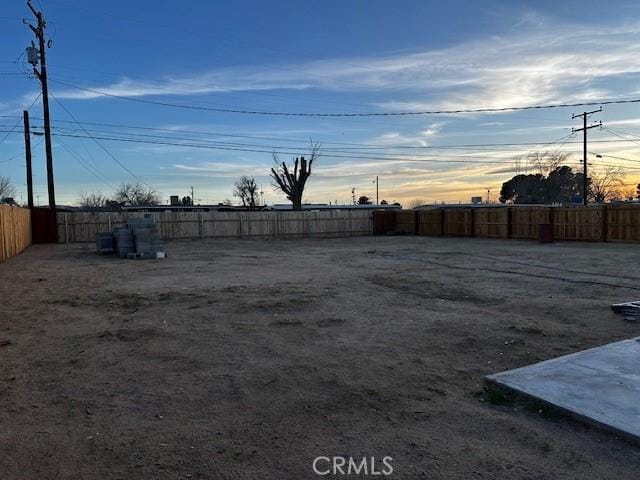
79 182 160 209
0 176 16 203
499 152 632 204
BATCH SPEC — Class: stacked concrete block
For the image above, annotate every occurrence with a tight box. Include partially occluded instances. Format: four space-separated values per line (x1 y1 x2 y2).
128 216 165 259
130 227 162 258
95 215 165 259
95 232 115 254
113 227 134 258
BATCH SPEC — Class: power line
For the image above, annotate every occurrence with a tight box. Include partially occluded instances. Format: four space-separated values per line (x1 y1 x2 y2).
0 150 27 164
42 117 578 150
49 92 160 193
43 126 576 159
0 129 530 164
55 134 119 191
5 127 640 167
5 130 618 166
0 92 42 147
590 152 640 165
49 78 640 118
28 116 637 151
602 127 640 149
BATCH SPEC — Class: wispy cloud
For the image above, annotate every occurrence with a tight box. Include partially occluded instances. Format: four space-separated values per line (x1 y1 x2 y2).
53 21 640 116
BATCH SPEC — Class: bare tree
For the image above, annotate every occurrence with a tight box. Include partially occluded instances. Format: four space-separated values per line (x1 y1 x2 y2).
233 176 259 209
0 176 16 200
615 187 636 202
79 192 109 208
589 166 625 203
529 151 569 177
113 182 160 206
407 198 426 209
270 141 320 210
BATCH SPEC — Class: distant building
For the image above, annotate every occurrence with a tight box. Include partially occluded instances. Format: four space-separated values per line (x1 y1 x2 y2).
267 203 400 211
57 202 402 213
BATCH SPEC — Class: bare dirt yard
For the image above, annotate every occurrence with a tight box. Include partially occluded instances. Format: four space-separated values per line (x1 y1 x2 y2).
2 236 640 479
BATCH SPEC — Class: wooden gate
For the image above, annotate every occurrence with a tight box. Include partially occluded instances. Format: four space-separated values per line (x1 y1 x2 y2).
373 210 397 235
31 208 58 244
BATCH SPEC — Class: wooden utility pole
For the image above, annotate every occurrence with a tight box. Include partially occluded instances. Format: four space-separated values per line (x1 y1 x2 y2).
23 110 34 209
376 176 379 205
572 108 602 205
25 0 55 209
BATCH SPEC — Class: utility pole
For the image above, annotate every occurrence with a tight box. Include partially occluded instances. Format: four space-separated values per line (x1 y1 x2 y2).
190 186 194 205
23 110 34 209
375 176 379 205
25 1 55 209
572 108 602 205
351 187 356 205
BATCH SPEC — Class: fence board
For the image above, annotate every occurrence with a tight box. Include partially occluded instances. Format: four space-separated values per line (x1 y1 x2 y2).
57 210 373 242
553 207 602 241
395 211 417 234
443 208 473 236
0 206 31 262
473 208 509 238
510 207 551 239
417 210 443 236
606 205 640 242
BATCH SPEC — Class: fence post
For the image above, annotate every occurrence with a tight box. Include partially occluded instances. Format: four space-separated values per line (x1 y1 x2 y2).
601 204 608 242
440 209 445 236
64 212 69 243
199 211 204 239
506 207 512 239
274 212 279 239
470 208 475 237
238 213 243 239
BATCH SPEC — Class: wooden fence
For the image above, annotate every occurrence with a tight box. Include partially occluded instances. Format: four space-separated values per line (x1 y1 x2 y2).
381 205 640 243
0 206 32 262
57 210 374 243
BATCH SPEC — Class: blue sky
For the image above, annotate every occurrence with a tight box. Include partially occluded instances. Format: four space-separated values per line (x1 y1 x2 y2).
2 0 640 206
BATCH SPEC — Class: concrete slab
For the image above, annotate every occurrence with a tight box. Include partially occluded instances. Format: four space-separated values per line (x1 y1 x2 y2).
487 337 640 442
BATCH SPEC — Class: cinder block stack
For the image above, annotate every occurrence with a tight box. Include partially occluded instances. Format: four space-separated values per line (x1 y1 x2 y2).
611 301 640 322
95 232 115 254
95 215 165 259
113 227 134 258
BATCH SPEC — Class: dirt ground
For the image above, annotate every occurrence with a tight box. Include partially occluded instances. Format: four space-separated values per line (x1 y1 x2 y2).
2 236 640 479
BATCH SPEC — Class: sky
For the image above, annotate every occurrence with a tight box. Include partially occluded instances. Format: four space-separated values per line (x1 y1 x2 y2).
2 0 640 206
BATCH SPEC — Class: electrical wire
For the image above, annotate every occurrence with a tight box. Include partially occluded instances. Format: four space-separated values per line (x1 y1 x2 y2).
0 92 41 147
44 118 576 150
43 126 575 159
25 116 638 151
3 127 640 171
55 135 119 191
49 92 161 193
49 78 640 118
